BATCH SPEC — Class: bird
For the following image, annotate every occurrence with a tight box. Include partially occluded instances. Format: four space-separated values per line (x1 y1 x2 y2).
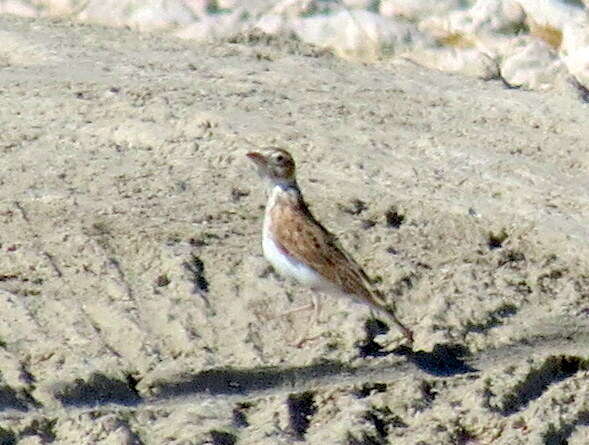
246 147 414 345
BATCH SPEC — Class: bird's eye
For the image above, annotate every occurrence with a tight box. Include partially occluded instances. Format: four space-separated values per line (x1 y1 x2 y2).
276 155 284 162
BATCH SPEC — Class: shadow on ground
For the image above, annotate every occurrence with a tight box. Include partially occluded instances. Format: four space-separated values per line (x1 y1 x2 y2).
358 319 477 377
151 361 351 399
394 344 478 376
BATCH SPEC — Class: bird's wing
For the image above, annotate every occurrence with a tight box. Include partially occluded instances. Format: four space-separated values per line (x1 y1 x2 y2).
269 191 375 302
269 190 414 343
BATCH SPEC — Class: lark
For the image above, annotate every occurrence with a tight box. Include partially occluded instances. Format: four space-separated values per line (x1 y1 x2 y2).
247 148 414 345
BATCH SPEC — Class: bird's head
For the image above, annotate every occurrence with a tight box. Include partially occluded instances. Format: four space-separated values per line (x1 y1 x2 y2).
246 148 297 188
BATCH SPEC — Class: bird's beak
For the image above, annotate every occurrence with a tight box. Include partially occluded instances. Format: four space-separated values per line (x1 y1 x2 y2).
246 151 267 167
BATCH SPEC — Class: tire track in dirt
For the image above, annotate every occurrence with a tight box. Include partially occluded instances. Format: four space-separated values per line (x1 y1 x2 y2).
9 201 147 362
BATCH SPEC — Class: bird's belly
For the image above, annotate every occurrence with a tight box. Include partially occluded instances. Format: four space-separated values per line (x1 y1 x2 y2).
262 234 329 289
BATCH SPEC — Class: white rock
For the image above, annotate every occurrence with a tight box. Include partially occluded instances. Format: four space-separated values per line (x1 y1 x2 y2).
217 0 238 9
517 0 584 29
253 0 318 36
264 0 317 17
561 20 589 55
254 14 286 35
175 9 244 41
292 9 427 62
561 23 589 88
559 18 589 89
380 0 463 21
182 0 210 17
469 0 526 32
564 46 589 88
77 0 195 30
501 37 564 89
420 0 525 38
37 0 76 16
341 0 374 9
128 6 194 30
475 33 523 59
0 0 37 17
403 47 499 79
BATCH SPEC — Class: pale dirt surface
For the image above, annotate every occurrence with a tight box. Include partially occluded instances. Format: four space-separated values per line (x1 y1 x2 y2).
0 14 588 445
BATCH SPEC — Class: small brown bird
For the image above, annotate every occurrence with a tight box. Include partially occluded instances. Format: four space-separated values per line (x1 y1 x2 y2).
247 148 414 344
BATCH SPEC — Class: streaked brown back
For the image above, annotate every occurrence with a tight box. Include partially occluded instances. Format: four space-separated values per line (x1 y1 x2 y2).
269 188 374 301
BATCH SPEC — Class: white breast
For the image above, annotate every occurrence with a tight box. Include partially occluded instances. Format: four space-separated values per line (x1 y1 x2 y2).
262 233 325 287
261 186 333 291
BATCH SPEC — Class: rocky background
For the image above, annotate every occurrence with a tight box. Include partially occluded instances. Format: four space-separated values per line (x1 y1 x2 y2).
2 0 589 92
0 2 588 444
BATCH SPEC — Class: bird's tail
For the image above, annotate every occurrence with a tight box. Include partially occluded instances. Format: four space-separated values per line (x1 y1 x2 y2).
368 292 414 344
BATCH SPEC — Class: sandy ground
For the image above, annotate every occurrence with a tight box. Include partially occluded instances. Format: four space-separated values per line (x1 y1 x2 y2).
0 13 589 445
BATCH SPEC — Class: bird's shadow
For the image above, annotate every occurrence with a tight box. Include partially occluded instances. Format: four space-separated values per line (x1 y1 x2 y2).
392 343 478 376
359 319 478 377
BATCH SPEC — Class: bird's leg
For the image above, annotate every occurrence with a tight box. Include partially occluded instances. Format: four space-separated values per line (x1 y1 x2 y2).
363 290 415 345
311 293 322 324
382 308 414 345
276 303 314 318
291 293 322 347
271 295 323 347
276 293 322 321
369 300 414 346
